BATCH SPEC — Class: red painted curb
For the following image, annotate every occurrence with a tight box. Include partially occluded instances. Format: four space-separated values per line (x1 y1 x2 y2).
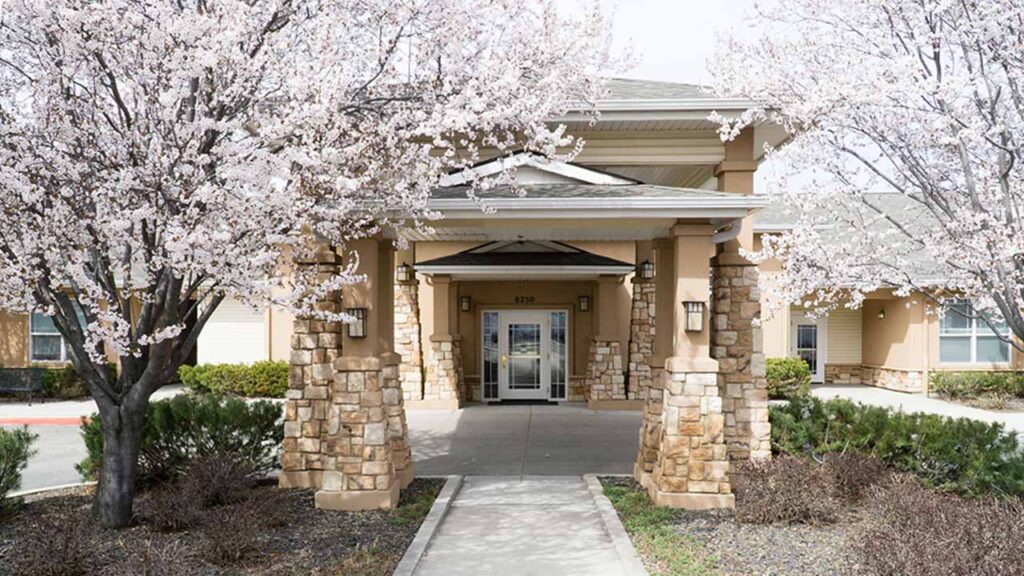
0 417 89 426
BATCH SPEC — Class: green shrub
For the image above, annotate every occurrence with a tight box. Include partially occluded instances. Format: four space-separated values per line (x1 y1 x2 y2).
77 394 282 486
0 426 36 515
770 395 1024 497
179 361 288 398
930 371 1024 400
765 357 811 399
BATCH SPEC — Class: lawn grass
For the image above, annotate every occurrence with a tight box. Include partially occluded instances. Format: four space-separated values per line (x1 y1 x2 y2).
388 480 442 526
603 482 718 576
329 544 399 576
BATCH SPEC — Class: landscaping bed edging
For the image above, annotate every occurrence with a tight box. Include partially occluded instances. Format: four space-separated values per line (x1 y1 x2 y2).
392 475 463 576
584 474 649 576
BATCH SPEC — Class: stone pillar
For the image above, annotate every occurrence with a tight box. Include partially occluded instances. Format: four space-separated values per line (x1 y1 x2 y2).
711 257 771 461
315 237 413 511
711 125 770 462
639 225 734 509
635 239 672 486
281 244 343 490
627 247 656 400
586 275 626 404
394 249 423 401
423 275 462 408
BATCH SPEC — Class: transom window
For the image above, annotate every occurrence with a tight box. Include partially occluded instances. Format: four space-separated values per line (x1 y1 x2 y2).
939 301 1010 364
30 307 85 362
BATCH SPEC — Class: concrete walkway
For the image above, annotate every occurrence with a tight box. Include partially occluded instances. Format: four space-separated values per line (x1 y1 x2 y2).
411 476 644 576
408 403 641 476
813 385 1024 435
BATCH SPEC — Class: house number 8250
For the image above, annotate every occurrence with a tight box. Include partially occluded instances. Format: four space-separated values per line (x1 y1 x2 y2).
514 296 535 304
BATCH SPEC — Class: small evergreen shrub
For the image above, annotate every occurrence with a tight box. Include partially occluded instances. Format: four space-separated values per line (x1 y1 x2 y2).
179 361 288 398
765 357 812 399
855 476 1024 576
0 426 36 515
930 371 1024 400
77 394 282 485
32 363 117 399
770 395 1024 497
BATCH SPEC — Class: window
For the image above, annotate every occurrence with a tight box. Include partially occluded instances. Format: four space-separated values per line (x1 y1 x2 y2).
30 307 85 362
939 301 1010 363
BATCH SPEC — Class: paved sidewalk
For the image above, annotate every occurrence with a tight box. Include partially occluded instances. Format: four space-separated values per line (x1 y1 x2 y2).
411 476 643 576
813 385 1024 435
0 384 184 425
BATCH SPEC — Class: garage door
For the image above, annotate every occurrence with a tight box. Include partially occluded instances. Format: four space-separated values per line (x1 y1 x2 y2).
197 298 267 364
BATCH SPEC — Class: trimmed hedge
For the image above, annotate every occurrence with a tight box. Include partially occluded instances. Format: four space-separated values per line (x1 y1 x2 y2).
770 395 1024 497
77 394 282 486
765 357 811 399
0 426 36 515
930 371 1024 400
179 361 288 398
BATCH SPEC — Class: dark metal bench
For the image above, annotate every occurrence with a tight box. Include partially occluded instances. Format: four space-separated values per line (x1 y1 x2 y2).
0 367 45 402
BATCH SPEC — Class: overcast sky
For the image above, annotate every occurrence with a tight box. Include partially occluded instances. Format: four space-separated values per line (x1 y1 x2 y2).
558 0 758 85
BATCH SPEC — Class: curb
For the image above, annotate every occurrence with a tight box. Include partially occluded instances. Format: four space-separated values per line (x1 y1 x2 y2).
0 417 89 426
584 474 649 576
8 481 97 499
392 475 463 576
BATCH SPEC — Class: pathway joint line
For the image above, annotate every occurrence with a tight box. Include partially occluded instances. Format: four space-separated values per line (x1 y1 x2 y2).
393 475 463 576
584 474 649 576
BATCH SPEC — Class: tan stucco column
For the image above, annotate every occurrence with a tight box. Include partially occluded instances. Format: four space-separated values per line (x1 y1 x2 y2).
421 274 462 409
586 275 627 405
315 237 413 511
716 127 758 263
639 225 733 510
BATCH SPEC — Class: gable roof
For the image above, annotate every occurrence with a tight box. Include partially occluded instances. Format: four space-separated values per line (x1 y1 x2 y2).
416 240 634 278
440 153 636 187
604 78 716 101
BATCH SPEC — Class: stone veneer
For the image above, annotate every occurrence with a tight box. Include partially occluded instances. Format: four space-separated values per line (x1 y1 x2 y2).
281 248 343 489
585 339 626 401
627 279 656 401
635 366 665 483
394 281 423 401
824 363 863 385
424 337 463 404
711 260 771 461
649 369 733 508
862 365 925 393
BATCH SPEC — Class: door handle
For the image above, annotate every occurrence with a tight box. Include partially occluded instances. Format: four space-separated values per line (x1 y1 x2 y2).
501 354 508 368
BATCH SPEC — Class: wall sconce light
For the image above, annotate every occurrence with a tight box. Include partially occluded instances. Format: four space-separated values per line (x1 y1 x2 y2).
396 263 412 283
346 308 367 338
878 309 886 320
683 301 705 332
578 295 590 312
638 260 655 280
460 295 471 312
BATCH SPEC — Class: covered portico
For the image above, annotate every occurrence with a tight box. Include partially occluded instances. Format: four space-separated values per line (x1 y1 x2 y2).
280 161 771 510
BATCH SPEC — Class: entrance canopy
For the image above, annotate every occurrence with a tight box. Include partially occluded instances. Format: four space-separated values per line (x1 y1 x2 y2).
415 240 633 280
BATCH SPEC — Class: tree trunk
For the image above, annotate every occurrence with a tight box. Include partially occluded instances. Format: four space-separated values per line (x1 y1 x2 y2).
93 404 144 528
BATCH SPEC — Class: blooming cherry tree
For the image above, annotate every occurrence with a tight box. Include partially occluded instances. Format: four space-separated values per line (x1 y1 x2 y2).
0 0 613 527
714 0 1024 342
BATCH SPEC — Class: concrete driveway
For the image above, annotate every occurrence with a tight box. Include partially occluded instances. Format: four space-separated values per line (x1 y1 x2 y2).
407 403 642 476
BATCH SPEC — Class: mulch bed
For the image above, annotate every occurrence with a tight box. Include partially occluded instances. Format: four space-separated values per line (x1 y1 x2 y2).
601 477 864 576
0 478 443 576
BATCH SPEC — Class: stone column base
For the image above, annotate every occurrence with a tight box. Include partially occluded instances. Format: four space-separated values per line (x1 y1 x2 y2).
424 336 463 405
397 463 416 489
405 398 462 410
651 490 734 510
279 470 323 489
585 339 626 401
316 481 400 511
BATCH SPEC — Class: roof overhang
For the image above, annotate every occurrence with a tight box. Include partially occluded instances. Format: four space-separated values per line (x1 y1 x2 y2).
414 264 634 280
429 195 768 220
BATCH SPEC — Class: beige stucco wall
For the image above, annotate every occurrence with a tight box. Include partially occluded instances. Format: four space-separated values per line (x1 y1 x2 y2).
861 297 928 370
0 311 29 368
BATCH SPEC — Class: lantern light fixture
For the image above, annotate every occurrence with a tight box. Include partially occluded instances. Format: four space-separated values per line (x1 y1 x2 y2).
396 263 412 283
639 260 655 280
460 295 472 312
683 301 705 332
878 309 886 320
578 295 590 312
346 308 367 338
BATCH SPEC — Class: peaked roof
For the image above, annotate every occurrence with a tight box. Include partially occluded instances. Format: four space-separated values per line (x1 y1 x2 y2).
416 240 634 277
604 78 716 101
440 153 636 188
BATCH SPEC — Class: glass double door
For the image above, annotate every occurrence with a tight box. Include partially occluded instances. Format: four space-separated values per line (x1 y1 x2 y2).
482 310 568 401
